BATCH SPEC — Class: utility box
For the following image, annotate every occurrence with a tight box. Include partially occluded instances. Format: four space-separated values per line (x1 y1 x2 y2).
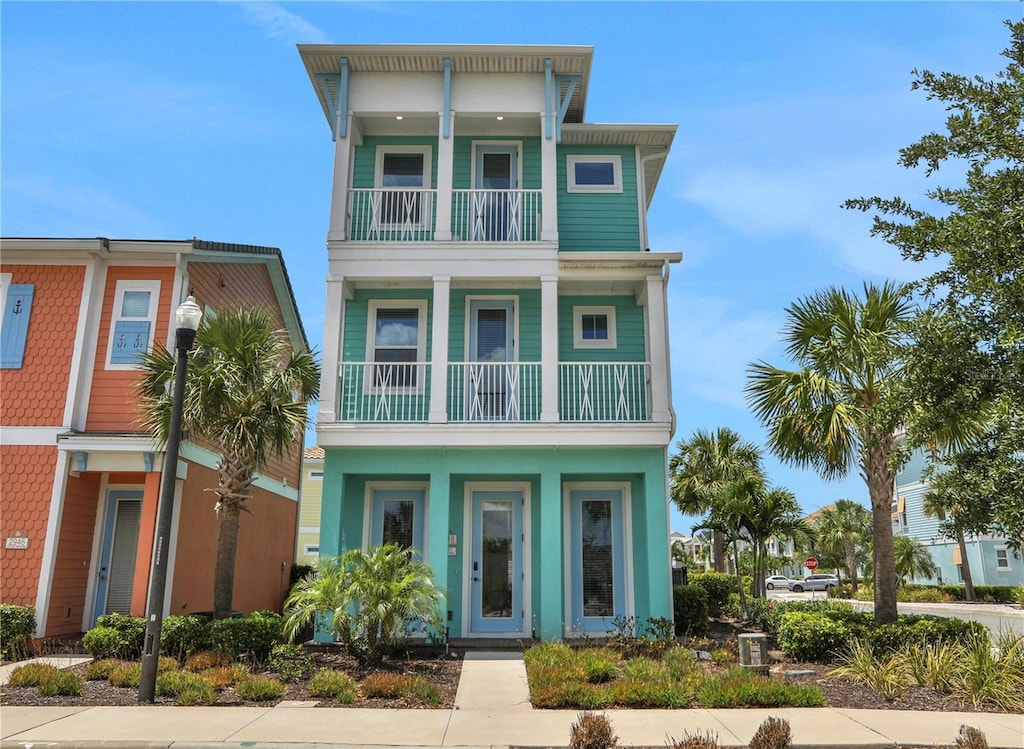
738 633 769 673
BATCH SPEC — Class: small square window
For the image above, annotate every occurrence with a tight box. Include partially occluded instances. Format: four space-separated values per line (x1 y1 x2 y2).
573 306 617 349
567 154 622 193
995 548 1010 570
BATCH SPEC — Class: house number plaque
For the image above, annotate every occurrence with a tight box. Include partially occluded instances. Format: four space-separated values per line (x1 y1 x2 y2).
5 535 29 550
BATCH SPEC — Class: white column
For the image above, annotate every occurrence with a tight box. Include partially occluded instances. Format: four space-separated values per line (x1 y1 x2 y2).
540 113 559 242
540 275 559 422
327 121 352 242
645 274 671 424
317 276 346 424
429 275 451 423
435 113 454 241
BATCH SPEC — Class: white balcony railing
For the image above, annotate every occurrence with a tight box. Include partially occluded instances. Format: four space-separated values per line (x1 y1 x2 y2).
335 361 652 424
338 362 431 422
452 189 542 242
559 362 651 422
447 362 542 422
348 188 436 242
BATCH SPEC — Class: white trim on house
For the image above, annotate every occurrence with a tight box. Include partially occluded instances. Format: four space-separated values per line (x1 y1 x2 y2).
364 299 429 394
463 294 520 362
374 145 433 229
33 452 73 637
470 140 524 191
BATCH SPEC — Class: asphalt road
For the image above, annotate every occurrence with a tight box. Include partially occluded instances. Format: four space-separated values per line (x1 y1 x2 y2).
766 588 1024 637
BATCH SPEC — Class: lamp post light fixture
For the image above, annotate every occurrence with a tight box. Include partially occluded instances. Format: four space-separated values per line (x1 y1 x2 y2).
139 296 202 703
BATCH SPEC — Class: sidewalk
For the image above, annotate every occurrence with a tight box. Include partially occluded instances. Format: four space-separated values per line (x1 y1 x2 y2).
3 652 1023 748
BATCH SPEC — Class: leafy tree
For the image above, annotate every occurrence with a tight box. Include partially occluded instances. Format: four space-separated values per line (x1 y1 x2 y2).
138 307 320 619
845 19 1024 547
283 545 445 664
669 428 764 573
815 499 871 593
746 282 911 624
892 534 938 585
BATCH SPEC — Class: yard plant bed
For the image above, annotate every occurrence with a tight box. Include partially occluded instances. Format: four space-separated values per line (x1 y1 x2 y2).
2 619 1020 713
1 646 462 709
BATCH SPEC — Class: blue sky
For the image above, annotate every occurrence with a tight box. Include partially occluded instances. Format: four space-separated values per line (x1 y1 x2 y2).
3 1 1018 533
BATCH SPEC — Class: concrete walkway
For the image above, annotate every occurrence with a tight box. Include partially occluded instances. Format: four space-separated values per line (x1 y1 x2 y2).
2 652 1023 748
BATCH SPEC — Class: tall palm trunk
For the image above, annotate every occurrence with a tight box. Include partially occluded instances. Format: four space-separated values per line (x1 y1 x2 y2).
955 526 976 601
212 452 255 619
712 530 727 573
845 542 859 593
865 439 898 624
732 541 749 618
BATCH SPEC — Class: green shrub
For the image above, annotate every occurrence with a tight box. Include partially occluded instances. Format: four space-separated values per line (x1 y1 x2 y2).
268 643 314 683
902 587 943 603
209 611 282 664
0 605 36 660
829 640 907 701
867 615 985 655
579 648 620 683
95 613 145 657
236 675 285 701
609 678 692 708
185 650 231 672
160 615 211 660
663 646 698 680
200 664 250 688
85 659 122 681
156 670 216 698
7 662 59 687
173 681 219 706
38 670 83 697
564 682 612 710
307 668 357 701
108 662 142 688
673 585 709 636
1013 585 1024 608
82 627 128 659
697 667 824 708
688 573 735 618
776 612 851 663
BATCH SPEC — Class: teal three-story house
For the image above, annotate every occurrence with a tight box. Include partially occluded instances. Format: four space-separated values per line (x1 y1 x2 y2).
300 44 680 641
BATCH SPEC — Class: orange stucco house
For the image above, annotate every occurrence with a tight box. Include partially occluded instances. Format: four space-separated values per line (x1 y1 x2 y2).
0 238 310 639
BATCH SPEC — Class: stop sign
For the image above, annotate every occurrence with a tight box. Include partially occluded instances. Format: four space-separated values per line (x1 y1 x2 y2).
805 557 819 571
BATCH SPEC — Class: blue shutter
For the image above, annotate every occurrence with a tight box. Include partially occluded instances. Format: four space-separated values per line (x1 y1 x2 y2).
1 284 35 369
110 320 152 364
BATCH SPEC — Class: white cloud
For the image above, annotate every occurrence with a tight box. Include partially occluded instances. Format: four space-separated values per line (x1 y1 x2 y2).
238 2 329 45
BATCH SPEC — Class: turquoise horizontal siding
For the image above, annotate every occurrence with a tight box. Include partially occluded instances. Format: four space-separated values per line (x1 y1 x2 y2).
896 446 931 487
557 145 641 252
557 295 646 362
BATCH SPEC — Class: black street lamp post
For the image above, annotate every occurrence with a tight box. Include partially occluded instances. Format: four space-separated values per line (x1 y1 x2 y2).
139 296 202 703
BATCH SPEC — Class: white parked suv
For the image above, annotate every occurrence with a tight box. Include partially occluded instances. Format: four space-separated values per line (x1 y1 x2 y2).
787 574 839 592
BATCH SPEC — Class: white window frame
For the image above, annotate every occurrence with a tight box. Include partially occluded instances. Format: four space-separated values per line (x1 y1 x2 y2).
307 469 324 481
303 544 320 556
365 299 428 394
567 154 622 193
573 305 617 349
0 273 11 326
106 280 161 370
995 547 1010 570
374 145 432 229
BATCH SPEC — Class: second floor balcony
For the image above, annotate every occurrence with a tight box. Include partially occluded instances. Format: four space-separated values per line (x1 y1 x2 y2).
347 188 544 243
337 360 651 424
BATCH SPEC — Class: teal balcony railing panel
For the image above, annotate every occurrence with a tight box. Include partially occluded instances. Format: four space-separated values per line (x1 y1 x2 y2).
447 362 542 422
348 188 437 242
451 189 543 242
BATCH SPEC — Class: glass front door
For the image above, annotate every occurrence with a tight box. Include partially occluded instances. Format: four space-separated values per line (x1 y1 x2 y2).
569 488 626 633
470 491 523 634
473 146 518 241
468 300 515 420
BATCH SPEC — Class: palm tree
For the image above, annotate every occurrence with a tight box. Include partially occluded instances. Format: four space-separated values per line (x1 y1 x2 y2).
138 306 320 619
283 545 445 664
892 534 937 585
816 499 871 592
669 428 764 573
746 282 911 624
921 489 976 600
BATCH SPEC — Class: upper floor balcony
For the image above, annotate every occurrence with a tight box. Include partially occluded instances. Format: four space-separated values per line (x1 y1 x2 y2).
348 188 544 243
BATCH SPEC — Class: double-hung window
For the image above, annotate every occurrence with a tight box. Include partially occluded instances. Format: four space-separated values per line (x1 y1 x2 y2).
375 146 431 228
573 306 617 349
367 300 427 391
567 154 622 193
996 547 1010 570
107 281 160 369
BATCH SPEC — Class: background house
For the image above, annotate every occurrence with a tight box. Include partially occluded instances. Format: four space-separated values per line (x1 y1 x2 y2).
296 446 325 566
303 43 680 641
0 238 309 638
894 447 1023 588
